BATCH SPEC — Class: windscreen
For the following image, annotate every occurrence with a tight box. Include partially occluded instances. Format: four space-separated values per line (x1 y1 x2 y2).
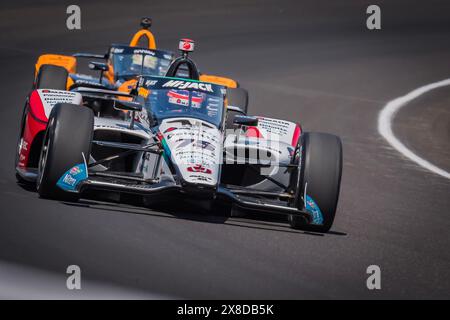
139 76 226 128
109 45 174 81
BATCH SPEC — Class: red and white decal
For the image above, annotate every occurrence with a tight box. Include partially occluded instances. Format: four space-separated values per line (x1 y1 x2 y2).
179 38 195 52
167 90 203 108
245 126 264 139
30 89 82 121
19 90 83 169
187 164 212 174
251 117 302 147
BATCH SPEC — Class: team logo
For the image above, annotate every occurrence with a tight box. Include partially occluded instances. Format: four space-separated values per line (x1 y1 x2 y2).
70 166 82 175
162 80 213 93
63 174 77 186
187 164 212 174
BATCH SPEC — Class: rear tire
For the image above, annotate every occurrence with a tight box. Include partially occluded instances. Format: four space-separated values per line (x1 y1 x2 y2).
35 64 68 90
37 103 93 201
289 132 342 232
226 88 249 129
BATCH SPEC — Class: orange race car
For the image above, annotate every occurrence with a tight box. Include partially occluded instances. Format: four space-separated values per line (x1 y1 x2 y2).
33 17 248 116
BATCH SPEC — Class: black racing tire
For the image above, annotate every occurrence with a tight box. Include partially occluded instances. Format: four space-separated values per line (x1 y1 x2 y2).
225 88 249 129
289 132 343 233
35 64 68 90
15 102 29 184
37 103 93 201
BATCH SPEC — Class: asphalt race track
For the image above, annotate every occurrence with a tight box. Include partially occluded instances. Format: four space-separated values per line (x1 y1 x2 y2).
0 0 449 299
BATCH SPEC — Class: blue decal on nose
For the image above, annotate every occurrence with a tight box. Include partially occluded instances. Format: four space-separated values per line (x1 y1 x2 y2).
57 163 87 192
305 195 324 225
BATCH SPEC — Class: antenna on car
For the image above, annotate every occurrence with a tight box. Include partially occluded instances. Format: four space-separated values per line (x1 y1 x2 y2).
140 17 152 29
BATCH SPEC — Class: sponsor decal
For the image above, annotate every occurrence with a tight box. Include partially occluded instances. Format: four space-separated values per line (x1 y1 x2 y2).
187 164 212 174
174 139 215 152
57 163 88 191
73 73 98 80
21 139 28 151
111 47 124 54
207 103 218 117
62 174 77 186
70 166 81 175
162 80 213 93
168 90 189 107
176 139 195 148
163 127 177 134
159 118 221 186
37 90 82 119
196 140 215 151
73 79 101 86
138 87 150 98
188 175 212 182
305 194 324 225
167 119 193 127
133 48 155 56
144 79 158 87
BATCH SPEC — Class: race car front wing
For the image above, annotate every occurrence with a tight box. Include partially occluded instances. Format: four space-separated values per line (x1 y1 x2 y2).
57 161 314 224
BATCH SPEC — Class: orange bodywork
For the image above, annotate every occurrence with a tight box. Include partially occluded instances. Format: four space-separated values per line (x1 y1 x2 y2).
129 29 156 49
104 62 115 84
35 54 77 90
200 74 238 88
66 77 75 90
118 79 138 93
35 54 76 77
116 79 137 101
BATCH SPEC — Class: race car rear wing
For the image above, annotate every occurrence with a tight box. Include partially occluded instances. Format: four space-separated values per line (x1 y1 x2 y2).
73 52 107 59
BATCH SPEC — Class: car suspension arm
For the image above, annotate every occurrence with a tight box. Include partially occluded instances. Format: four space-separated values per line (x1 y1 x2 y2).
88 141 161 168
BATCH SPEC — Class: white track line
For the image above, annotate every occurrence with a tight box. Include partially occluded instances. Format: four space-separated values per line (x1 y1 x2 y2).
0 260 172 299
378 78 450 180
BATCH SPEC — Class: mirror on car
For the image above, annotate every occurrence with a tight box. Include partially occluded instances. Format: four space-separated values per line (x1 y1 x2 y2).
227 105 246 114
88 61 109 72
233 115 258 127
113 100 143 112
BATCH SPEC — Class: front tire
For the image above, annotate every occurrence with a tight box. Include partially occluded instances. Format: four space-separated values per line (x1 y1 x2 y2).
289 132 343 232
37 103 93 200
15 102 29 184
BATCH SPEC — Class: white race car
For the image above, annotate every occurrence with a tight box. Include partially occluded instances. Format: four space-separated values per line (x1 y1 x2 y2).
16 41 342 232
